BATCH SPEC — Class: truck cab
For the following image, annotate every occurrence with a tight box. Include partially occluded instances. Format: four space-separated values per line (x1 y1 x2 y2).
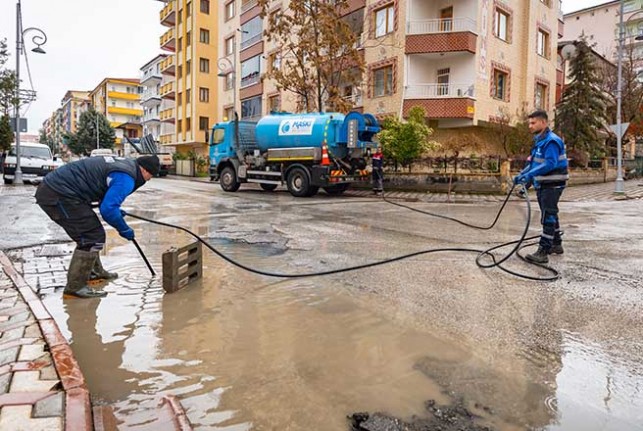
209 112 380 197
2 143 64 185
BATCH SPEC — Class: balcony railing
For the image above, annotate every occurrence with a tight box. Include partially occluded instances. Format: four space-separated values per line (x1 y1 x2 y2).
407 17 477 35
241 73 261 88
141 90 162 103
404 83 475 99
241 34 262 51
160 55 175 75
160 108 175 121
343 93 363 106
160 82 175 98
160 28 176 51
241 0 258 13
160 0 176 26
159 133 174 145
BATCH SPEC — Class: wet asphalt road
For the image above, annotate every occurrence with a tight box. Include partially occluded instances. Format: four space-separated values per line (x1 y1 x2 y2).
1 178 642 430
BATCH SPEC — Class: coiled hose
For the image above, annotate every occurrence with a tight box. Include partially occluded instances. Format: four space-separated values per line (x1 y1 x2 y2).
122 184 559 282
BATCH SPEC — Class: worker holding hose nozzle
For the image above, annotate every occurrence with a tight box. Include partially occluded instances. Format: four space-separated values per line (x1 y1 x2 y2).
513 110 568 264
372 146 384 195
35 155 160 298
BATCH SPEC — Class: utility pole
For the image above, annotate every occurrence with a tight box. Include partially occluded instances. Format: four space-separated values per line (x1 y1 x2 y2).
615 0 625 194
14 1 23 184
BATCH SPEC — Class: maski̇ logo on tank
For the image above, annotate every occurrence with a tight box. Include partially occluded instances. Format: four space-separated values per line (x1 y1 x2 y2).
278 118 314 136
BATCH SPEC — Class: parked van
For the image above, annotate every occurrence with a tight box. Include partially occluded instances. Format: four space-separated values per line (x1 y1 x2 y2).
1 143 64 184
90 148 114 157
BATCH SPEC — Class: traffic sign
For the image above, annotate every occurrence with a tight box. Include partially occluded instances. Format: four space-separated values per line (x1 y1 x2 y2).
609 122 630 139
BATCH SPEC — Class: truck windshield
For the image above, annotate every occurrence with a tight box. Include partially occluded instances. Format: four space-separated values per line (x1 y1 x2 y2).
9 146 52 159
212 129 225 145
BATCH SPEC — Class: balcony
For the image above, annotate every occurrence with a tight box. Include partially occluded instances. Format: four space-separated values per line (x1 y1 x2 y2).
160 0 176 27
160 55 175 76
241 0 258 14
141 90 162 107
406 17 477 54
107 106 144 117
241 34 262 51
143 113 161 124
240 72 261 89
404 83 475 99
141 71 162 87
159 133 174 145
160 28 176 52
160 108 175 123
160 82 176 100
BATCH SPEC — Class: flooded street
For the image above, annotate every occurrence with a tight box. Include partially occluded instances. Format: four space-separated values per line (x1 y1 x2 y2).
2 179 643 430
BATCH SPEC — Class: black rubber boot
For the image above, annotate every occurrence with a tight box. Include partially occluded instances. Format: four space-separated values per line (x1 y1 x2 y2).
64 250 108 298
549 244 564 255
89 253 118 281
526 247 550 264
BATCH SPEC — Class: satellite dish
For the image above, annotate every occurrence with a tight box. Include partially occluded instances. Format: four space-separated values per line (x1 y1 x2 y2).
561 44 577 60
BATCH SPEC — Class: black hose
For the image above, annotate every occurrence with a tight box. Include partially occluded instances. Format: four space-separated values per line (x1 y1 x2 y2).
122 185 559 281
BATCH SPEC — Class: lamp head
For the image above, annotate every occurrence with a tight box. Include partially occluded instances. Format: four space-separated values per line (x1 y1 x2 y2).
31 46 46 54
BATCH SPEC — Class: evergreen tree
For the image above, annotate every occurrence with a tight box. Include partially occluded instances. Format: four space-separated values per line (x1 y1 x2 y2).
67 108 115 156
0 39 18 117
0 115 12 153
555 36 609 160
377 106 438 171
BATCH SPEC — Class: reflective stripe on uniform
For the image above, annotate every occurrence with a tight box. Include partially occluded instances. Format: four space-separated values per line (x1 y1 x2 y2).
541 233 555 240
533 157 545 163
559 154 567 161
535 174 569 181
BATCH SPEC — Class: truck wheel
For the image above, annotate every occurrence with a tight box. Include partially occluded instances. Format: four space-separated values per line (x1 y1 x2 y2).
260 183 278 192
220 166 240 192
3 177 12 185
323 184 349 195
286 167 312 197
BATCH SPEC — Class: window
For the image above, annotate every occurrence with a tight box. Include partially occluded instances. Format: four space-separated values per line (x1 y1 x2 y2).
200 0 210 14
375 5 395 38
492 68 509 101
437 68 450 96
225 73 234 90
241 55 261 88
199 116 209 130
269 94 281 113
186 1 192 17
186 31 192 47
373 66 393 97
186 89 191 103
187 60 192 75
186 117 191 132
200 28 210 44
269 52 281 71
225 37 235 56
241 16 262 50
178 8 183 24
178 37 183 52
200 58 210 73
177 92 182 107
225 1 235 20
537 29 550 58
199 87 210 103
224 107 234 121
494 8 509 42
241 96 262 119
535 82 548 109
178 65 183 79
177 120 182 133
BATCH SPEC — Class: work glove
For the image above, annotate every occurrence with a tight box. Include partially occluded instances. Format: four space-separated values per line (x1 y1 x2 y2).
513 174 527 185
119 227 135 241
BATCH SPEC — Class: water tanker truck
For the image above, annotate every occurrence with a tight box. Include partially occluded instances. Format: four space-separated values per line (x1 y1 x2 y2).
208 111 381 197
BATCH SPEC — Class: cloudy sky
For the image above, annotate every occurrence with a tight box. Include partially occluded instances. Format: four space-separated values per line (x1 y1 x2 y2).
0 0 614 133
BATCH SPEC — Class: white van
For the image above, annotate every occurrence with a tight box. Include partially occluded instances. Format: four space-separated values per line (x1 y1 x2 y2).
90 148 114 157
1 143 64 184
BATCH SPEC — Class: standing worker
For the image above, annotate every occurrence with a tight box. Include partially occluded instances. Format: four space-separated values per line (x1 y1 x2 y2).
35 155 160 298
372 146 384 195
513 110 568 264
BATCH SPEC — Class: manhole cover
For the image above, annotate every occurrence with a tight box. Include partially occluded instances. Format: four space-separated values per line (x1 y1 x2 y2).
37 244 74 257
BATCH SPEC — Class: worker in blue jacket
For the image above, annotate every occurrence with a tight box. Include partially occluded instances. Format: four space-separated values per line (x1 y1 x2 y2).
514 110 568 264
35 155 160 298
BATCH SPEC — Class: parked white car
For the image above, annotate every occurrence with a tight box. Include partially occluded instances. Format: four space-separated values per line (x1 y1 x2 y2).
1 143 64 185
90 148 114 157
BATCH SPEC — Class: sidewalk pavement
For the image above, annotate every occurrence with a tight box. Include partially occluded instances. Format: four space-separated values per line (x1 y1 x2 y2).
0 249 193 431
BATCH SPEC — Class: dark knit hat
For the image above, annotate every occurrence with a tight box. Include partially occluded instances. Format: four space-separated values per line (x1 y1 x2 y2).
138 155 160 177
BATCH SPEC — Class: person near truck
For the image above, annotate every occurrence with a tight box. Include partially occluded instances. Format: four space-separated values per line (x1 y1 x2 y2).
372 146 384 194
513 109 568 264
35 155 160 298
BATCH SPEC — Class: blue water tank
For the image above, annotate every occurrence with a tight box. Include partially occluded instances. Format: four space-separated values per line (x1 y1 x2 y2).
255 113 346 152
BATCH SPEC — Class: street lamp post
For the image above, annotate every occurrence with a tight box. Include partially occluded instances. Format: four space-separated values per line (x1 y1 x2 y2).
13 0 47 185
217 57 236 120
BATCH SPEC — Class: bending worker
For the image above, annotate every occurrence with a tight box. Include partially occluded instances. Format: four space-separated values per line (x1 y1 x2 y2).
513 110 568 264
35 155 160 298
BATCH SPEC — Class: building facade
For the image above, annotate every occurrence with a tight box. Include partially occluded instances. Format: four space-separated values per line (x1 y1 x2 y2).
158 0 219 155
61 91 90 136
140 54 175 147
217 0 563 151
88 78 143 154
564 0 643 61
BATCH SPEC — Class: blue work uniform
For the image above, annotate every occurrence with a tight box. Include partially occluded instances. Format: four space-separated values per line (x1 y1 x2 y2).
517 128 568 251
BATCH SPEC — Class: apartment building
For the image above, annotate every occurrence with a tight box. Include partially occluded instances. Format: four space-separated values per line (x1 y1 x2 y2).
158 0 218 156
88 78 143 154
140 54 175 146
218 0 562 150
60 91 89 136
564 0 643 60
